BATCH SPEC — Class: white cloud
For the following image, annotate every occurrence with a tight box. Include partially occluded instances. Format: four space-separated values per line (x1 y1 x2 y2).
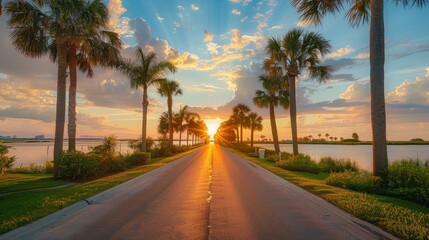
177 5 185 10
253 12 264 19
339 81 370 102
156 14 164 22
107 0 133 36
232 9 241 15
206 42 221 55
269 25 283 31
327 46 355 58
386 67 429 104
191 4 199 11
204 29 214 42
240 16 248 23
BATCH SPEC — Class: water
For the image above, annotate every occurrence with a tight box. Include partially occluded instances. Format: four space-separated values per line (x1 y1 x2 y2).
254 143 429 172
5 140 191 167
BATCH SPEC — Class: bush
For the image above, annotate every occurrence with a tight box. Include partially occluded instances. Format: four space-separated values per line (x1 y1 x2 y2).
45 161 54 174
384 160 429 206
56 151 100 180
128 137 155 152
99 154 126 174
326 171 380 193
318 157 358 173
125 152 151 167
151 140 171 158
277 154 320 174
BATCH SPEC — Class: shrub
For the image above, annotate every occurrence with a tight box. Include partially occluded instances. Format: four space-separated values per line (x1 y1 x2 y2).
125 152 151 167
56 151 100 180
277 154 320 174
151 140 171 158
326 171 380 193
128 137 155 152
384 159 429 206
318 157 358 173
45 161 54 174
99 154 126 174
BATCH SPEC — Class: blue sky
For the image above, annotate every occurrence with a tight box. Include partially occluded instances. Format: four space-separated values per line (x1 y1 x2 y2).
1 0 429 141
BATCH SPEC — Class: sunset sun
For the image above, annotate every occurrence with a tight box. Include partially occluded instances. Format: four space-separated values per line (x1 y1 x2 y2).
205 118 222 139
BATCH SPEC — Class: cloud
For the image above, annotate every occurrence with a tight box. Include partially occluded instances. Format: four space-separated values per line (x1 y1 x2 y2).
355 52 369 59
206 42 221 55
191 4 199 11
386 67 429 104
223 29 265 53
327 46 355 58
269 25 283 31
240 16 248 23
324 58 356 71
106 0 133 37
391 42 429 60
296 19 311 27
177 5 185 10
231 9 241 15
204 29 214 42
229 0 241 3
156 14 164 22
186 84 220 93
339 81 370 102
253 12 264 19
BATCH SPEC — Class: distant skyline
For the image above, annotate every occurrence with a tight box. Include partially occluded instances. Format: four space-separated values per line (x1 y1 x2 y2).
1 0 429 141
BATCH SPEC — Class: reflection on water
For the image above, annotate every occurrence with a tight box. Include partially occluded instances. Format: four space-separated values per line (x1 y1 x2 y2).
254 144 429 172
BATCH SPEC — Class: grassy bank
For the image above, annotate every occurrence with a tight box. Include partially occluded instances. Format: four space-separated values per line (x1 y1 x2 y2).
0 147 200 234
226 147 429 240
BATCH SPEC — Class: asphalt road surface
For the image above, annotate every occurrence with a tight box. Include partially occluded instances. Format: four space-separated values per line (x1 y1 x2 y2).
2 144 398 240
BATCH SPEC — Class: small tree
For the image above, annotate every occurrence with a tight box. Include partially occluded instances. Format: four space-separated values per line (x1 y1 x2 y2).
352 133 359 142
1 142 15 174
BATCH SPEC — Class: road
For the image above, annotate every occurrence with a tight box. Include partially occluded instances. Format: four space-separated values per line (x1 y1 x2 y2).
2 144 397 240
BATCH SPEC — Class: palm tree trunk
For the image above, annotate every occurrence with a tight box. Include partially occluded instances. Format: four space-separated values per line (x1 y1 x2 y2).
370 0 388 177
53 41 68 178
168 97 173 149
186 129 189 147
68 45 77 151
179 130 182 147
250 126 254 147
269 103 280 153
142 86 148 152
240 119 243 144
289 74 299 155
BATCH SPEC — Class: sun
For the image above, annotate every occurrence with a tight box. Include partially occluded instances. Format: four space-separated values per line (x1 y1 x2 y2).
205 118 222 140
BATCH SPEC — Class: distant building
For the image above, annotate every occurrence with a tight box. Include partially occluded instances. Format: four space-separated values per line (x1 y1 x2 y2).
35 135 45 140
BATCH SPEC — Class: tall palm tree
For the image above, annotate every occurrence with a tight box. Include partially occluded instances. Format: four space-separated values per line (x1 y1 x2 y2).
248 112 263 147
266 28 332 156
253 74 288 153
232 104 251 144
157 79 183 149
291 0 428 178
175 106 199 147
119 47 177 152
48 0 122 151
6 0 86 178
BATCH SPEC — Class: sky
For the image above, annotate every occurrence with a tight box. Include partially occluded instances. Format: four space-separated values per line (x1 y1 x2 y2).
0 0 429 141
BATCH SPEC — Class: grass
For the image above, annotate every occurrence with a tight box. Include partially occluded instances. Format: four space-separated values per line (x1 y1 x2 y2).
0 174 68 194
0 147 200 234
226 147 429 240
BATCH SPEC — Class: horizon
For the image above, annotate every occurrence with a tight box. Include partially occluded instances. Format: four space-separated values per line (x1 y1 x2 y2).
1 0 429 141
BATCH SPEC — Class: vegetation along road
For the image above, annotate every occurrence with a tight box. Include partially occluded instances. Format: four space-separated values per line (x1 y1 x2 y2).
1 144 398 240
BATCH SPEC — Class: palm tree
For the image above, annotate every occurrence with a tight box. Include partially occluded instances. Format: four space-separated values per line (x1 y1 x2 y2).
119 47 177 152
325 133 330 140
291 0 429 178
248 112 263 147
184 110 200 147
318 133 322 140
253 74 288 153
158 112 170 139
232 104 251 144
352 132 360 142
175 106 198 147
47 0 122 151
266 28 332 156
6 0 86 178
157 79 183 149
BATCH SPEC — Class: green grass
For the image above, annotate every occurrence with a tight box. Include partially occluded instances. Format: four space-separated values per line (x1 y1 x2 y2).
227 147 429 240
0 148 200 234
0 174 68 194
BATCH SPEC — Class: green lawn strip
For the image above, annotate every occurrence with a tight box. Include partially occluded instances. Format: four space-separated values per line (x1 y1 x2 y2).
0 147 200 234
0 174 69 194
227 147 429 240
